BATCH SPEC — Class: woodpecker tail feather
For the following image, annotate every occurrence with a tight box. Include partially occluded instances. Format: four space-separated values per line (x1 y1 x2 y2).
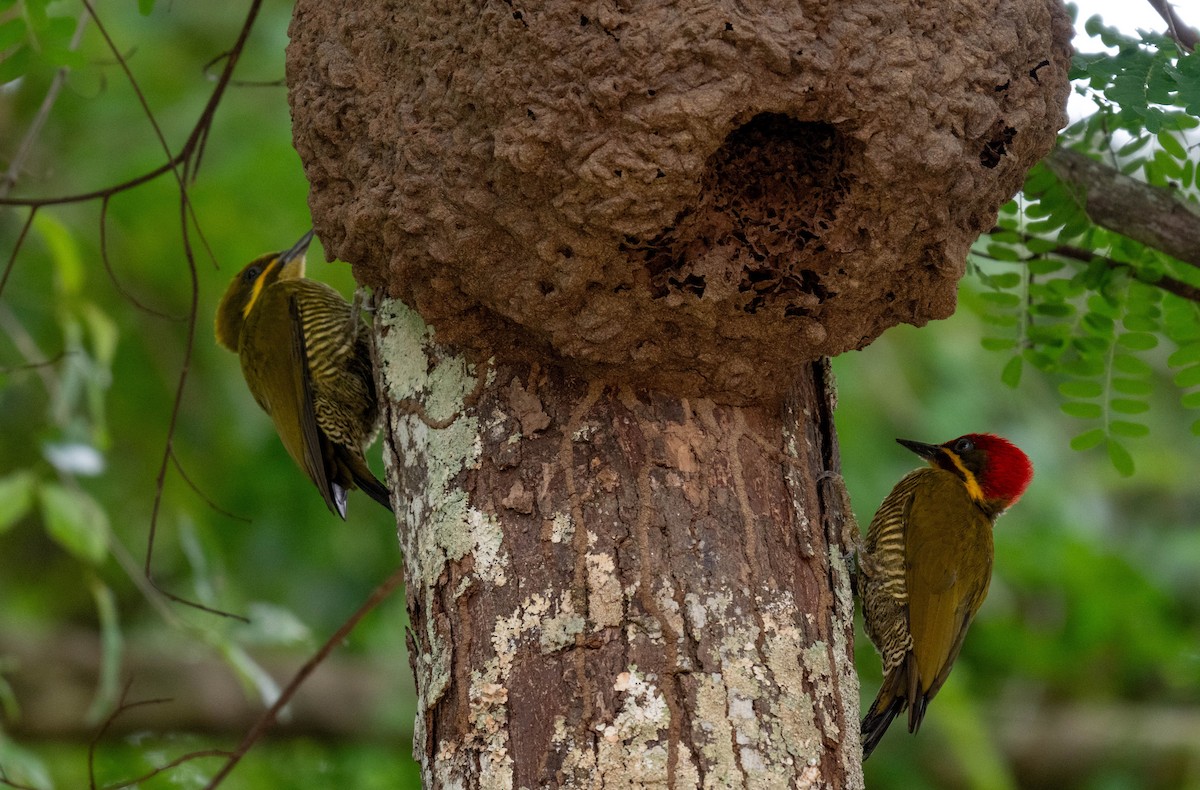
861 672 908 760
351 460 394 514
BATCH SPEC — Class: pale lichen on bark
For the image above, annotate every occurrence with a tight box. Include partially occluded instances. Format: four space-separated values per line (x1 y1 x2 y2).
287 0 1074 776
376 300 507 590
784 378 866 788
369 309 862 784
376 299 519 786
585 545 624 629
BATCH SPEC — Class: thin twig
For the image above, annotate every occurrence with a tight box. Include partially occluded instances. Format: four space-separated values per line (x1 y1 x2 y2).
66 0 265 622
0 208 37 300
170 449 253 524
984 227 1200 304
0 6 92 197
0 766 40 790
100 750 232 790
98 196 185 320
202 566 407 789
0 302 61 397
88 681 165 790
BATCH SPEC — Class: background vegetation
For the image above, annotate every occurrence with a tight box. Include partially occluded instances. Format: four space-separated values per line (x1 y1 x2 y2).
0 1 1197 788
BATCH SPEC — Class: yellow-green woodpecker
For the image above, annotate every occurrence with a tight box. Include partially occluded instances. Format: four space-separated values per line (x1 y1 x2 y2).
860 433 1032 759
214 230 392 519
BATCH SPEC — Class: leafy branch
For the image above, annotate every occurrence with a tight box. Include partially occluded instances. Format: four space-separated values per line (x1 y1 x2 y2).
1 0 266 621
967 12 1200 475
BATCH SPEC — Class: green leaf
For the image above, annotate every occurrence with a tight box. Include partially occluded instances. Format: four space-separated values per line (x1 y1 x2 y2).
1025 350 1059 372
980 312 1019 328
1070 428 1106 451
1082 312 1114 336
1001 356 1023 388
1175 365 1200 388
1087 293 1120 317
1063 356 1106 378
33 212 84 297
1023 200 1051 219
1059 215 1092 242
1059 380 1103 399
1107 439 1135 476
984 243 1022 262
1026 217 1065 234
1193 418 1200 437
1025 239 1060 256
0 471 36 533
1113 377 1154 395
1117 134 1151 156
138 0 156 14
43 44 86 70
1032 302 1074 318
81 303 119 367
0 18 26 51
1116 332 1158 350
1181 390 1200 409
1158 129 1186 160
24 0 50 30
1028 324 1070 344
1027 257 1064 275
1109 398 1149 415
86 577 123 724
1122 314 1159 332
1151 149 1184 179
38 483 109 565
981 337 1017 351
1167 343 1200 367
988 272 1022 289
980 291 1021 308
1061 401 1102 419
0 44 31 85
1110 420 1150 438
1112 353 1151 376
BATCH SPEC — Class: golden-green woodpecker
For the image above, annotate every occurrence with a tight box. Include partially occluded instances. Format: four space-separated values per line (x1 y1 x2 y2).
214 230 392 519
860 433 1032 759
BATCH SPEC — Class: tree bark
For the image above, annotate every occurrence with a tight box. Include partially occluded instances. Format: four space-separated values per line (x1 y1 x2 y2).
377 302 861 787
286 0 1073 785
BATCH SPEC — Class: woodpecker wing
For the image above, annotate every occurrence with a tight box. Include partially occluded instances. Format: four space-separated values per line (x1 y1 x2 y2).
861 468 928 757
862 469 924 670
237 283 340 516
904 469 993 706
286 281 376 451
285 279 389 516
286 292 346 517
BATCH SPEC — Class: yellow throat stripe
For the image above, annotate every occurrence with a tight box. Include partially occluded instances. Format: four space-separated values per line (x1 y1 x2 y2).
943 450 985 502
242 258 281 320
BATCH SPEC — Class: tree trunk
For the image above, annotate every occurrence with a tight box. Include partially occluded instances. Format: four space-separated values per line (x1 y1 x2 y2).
286 0 1072 784
378 302 860 786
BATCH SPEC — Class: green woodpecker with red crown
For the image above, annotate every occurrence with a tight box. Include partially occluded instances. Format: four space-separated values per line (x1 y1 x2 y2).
860 433 1033 759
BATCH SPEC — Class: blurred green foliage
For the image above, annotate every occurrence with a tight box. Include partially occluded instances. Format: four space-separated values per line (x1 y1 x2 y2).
978 15 1200 477
843 11 1200 783
1 1 413 786
0 1 1198 788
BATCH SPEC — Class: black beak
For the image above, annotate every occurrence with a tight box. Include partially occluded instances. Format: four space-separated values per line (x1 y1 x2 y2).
897 438 940 460
279 229 315 264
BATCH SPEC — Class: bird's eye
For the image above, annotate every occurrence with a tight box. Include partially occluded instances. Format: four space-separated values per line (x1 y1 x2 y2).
243 265 264 283
954 437 975 453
